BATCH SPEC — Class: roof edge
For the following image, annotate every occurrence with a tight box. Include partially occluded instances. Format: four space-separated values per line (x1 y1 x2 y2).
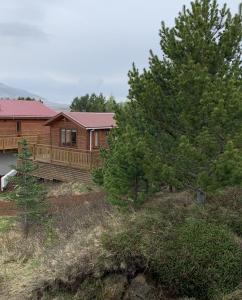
0 116 53 120
44 112 85 128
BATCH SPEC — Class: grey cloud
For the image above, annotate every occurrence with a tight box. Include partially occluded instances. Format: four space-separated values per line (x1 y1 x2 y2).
0 22 47 40
0 0 238 104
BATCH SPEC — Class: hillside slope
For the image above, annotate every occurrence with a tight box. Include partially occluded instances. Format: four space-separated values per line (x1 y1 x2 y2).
1 187 242 299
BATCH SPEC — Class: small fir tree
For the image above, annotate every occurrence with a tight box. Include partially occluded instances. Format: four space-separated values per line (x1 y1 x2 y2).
9 139 47 237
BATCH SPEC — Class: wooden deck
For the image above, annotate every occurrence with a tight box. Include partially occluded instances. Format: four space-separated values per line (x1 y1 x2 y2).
31 161 93 183
22 144 100 171
0 135 38 151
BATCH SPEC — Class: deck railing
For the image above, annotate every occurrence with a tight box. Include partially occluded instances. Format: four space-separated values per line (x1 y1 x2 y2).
0 135 38 151
24 144 100 170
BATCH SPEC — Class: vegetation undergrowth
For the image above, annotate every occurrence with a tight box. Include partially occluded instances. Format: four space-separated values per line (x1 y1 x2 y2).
102 190 242 300
0 217 13 233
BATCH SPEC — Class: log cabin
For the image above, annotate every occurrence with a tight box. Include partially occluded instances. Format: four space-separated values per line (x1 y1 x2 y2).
0 99 56 150
45 111 115 151
21 111 116 182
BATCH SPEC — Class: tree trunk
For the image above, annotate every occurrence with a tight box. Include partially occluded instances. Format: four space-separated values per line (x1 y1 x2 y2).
23 213 30 238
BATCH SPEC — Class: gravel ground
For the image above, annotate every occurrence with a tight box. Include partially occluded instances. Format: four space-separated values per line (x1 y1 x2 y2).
0 152 17 175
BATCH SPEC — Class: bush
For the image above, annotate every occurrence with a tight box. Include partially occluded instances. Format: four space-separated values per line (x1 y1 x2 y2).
103 215 242 300
92 167 104 186
158 219 242 299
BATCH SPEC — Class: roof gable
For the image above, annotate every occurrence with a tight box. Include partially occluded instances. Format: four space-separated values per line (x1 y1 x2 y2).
0 99 56 119
45 112 116 129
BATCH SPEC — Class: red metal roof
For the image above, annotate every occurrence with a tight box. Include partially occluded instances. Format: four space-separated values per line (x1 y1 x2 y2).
46 111 116 129
0 100 56 119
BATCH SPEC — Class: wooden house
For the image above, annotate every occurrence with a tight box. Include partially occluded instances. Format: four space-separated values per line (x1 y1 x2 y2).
45 111 115 151
23 112 116 182
0 100 56 150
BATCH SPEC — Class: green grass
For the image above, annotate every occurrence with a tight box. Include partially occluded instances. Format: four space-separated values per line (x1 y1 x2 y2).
0 217 13 232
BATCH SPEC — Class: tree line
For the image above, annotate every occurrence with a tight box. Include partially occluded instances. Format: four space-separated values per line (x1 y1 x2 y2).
70 94 121 112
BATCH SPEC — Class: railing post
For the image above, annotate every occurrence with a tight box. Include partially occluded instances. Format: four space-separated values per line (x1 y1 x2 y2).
50 145 52 163
68 151 72 166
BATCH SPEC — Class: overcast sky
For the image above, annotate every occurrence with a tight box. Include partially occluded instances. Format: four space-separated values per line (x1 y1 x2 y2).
0 0 238 104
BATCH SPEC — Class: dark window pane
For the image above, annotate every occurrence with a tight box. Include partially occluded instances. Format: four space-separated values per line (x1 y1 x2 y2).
71 130 77 145
16 121 21 133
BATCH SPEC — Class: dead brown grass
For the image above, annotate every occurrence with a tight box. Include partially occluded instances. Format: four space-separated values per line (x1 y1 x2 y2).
1 188 242 299
0 190 114 300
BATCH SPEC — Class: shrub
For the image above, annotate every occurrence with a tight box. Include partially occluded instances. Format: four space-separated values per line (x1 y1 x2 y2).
92 167 104 186
158 219 242 299
103 215 242 300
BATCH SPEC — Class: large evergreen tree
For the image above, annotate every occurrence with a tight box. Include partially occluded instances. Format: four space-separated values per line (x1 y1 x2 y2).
100 0 242 204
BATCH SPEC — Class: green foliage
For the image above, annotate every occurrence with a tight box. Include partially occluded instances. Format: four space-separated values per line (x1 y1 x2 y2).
99 0 242 205
17 97 42 102
198 188 242 237
70 93 119 112
8 139 47 237
103 212 242 300
0 217 13 232
92 167 104 186
44 219 58 247
159 219 242 299
102 127 151 207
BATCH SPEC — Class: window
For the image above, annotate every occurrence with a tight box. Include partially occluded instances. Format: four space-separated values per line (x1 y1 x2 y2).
94 131 99 147
60 129 77 147
71 130 77 146
16 121 21 133
66 129 71 145
61 129 66 145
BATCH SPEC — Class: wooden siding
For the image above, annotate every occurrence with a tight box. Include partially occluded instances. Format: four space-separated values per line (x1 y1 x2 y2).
49 116 110 151
0 120 16 135
31 161 93 183
0 119 50 137
50 118 89 150
21 120 50 136
88 129 109 151
0 135 38 151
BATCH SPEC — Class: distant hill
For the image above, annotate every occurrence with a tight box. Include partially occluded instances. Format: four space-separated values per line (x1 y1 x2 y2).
0 83 68 111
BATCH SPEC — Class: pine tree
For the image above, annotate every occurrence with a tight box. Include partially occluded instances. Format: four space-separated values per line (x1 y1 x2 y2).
70 93 118 112
102 125 148 207
131 0 242 195
9 140 47 237
100 0 242 204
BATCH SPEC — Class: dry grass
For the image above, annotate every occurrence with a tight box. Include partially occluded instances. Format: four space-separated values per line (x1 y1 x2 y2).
46 181 100 197
1 188 242 299
0 190 114 300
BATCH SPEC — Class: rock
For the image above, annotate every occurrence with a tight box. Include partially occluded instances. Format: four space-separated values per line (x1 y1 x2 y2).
123 274 158 300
